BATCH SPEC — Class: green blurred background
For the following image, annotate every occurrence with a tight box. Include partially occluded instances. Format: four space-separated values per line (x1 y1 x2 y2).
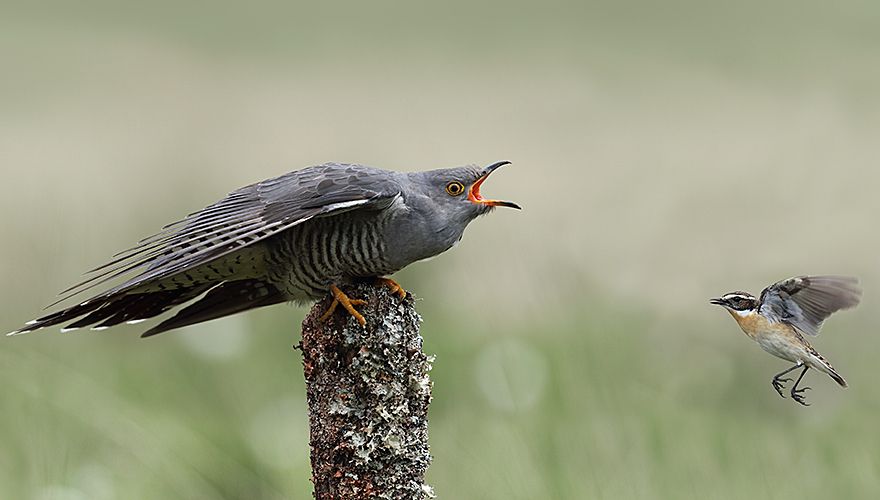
2 0 879 498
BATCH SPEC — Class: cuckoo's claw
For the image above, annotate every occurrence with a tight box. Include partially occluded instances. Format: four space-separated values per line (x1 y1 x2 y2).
321 285 367 326
376 277 407 300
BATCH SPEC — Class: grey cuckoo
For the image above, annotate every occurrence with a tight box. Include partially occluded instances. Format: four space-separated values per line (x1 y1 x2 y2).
11 161 520 337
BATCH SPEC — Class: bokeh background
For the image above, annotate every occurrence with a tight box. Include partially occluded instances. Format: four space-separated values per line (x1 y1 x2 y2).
2 1 879 498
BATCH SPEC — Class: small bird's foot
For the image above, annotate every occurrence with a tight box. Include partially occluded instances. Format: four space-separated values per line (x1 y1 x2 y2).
320 285 367 326
791 386 812 406
772 377 792 398
375 277 407 300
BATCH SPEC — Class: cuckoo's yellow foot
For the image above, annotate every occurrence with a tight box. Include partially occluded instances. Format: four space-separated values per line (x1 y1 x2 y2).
320 285 368 326
320 279 407 326
376 277 407 299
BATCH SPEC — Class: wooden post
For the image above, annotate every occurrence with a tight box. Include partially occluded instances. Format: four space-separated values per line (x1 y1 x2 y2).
300 283 434 499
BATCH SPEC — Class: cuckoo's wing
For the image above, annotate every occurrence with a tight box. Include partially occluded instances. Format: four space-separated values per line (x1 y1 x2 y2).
53 163 401 303
758 275 861 336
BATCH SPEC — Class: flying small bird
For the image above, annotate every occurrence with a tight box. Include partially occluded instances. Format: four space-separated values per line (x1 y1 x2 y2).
10 161 520 337
711 275 861 406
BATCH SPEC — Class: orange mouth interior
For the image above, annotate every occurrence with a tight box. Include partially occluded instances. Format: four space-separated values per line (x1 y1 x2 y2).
466 169 520 209
468 174 490 204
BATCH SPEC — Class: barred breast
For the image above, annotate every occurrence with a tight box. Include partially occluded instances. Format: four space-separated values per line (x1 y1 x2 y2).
264 210 398 300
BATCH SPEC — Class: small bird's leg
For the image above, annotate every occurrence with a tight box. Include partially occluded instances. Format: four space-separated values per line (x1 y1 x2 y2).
320 285 367 326
790 365 812 406
375 277 407 299
771 363 803 398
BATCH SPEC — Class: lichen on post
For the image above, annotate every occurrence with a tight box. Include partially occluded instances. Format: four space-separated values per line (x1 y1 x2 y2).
300 282 434 500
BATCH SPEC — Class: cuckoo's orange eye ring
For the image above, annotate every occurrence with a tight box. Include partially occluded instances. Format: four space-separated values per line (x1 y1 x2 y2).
445 181 466 196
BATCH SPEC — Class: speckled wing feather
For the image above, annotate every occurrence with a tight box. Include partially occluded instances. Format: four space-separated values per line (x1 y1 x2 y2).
758 276 862 336
54 163 402 303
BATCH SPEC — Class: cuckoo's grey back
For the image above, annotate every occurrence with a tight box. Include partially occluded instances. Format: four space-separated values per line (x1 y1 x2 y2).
11 161 519 337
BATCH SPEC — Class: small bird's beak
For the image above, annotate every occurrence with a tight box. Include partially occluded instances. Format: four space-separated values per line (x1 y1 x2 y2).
468 161 522 209
709 298 726 306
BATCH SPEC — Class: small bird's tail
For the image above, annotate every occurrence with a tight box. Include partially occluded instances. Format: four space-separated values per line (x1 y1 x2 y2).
809 351 848 388
828 368 848 388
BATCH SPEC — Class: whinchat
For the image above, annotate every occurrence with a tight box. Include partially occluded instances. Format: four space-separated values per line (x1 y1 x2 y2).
711 275 861 406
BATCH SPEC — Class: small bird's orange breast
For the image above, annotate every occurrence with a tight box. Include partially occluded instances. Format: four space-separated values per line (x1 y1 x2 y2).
724 308 815 365
727 310 771 339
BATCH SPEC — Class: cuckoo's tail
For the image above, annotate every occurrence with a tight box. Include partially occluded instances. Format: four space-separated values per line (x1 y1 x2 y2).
8 285 213 336
9 279 284 337
140 279 285 337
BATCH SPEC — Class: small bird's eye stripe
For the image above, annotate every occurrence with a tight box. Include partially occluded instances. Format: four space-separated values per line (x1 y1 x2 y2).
724 294 751 301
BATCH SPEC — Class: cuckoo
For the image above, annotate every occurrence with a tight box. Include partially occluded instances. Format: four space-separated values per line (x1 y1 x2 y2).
11 161 520 337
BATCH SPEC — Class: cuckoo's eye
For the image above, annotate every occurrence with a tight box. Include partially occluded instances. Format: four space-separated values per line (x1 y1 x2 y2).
445 181 466 196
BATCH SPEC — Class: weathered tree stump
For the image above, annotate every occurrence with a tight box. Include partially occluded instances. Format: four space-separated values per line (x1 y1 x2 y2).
300 283 434 499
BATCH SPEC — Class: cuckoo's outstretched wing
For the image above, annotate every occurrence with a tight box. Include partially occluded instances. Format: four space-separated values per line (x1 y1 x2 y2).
58 163 402 301
758 276 861 336
10 163 400 335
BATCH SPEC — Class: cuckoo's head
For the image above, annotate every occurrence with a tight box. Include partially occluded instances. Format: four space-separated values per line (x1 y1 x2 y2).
416 161 520 224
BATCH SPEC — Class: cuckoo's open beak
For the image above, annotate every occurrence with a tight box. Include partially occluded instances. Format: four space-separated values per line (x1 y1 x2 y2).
709 298 726 306
468 161 521 209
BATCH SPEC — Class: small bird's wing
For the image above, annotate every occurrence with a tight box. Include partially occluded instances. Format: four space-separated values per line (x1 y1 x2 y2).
758 275 861 336
53 163 401 302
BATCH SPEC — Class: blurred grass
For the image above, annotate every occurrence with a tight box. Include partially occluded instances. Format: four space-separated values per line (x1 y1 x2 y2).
2 0 880 498
4 305 879 499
